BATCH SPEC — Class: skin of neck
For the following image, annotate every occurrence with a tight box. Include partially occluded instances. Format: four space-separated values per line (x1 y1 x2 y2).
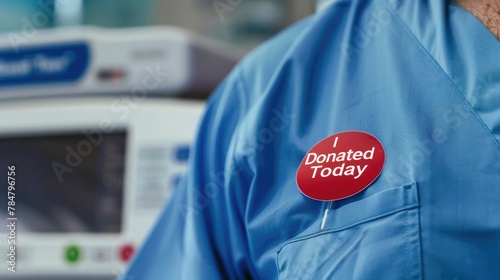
455 0 500 40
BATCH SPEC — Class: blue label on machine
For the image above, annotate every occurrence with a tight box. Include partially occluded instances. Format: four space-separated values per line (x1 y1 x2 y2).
0 42 90 87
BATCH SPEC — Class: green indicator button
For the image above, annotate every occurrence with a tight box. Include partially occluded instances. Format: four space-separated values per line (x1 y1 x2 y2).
65 245 81 263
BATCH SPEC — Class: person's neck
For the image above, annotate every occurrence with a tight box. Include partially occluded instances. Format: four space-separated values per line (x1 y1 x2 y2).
455 0 500 40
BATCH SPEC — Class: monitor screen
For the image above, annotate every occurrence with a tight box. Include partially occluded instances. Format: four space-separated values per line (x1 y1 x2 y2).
0 131 126 233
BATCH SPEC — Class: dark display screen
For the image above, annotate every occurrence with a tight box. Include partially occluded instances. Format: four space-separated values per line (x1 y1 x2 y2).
0 131 126 233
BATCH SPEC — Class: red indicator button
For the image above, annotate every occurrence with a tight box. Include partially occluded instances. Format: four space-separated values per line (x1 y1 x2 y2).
119 244 135 263
296 131 385 201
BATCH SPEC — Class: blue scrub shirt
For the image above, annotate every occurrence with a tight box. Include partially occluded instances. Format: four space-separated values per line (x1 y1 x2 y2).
124 0 500 279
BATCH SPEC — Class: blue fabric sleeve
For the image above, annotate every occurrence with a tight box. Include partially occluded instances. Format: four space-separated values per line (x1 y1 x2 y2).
121 69 252 280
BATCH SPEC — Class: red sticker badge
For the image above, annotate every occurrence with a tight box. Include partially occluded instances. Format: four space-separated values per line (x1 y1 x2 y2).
296 131 385 201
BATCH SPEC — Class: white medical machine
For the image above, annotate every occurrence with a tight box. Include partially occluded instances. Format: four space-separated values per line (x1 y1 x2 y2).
0 26 240 280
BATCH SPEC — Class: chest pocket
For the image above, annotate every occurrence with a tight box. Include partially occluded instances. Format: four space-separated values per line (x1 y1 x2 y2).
276 182 422 280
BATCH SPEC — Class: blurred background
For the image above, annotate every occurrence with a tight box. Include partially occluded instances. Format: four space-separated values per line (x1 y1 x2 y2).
0 1 315 279
0 0 314 51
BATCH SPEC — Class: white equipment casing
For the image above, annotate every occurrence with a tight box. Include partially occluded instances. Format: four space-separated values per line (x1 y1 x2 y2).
0 26 240 279
0 26 241 100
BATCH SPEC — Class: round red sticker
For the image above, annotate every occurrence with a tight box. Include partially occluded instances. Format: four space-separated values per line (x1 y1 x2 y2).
296 131 385 201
